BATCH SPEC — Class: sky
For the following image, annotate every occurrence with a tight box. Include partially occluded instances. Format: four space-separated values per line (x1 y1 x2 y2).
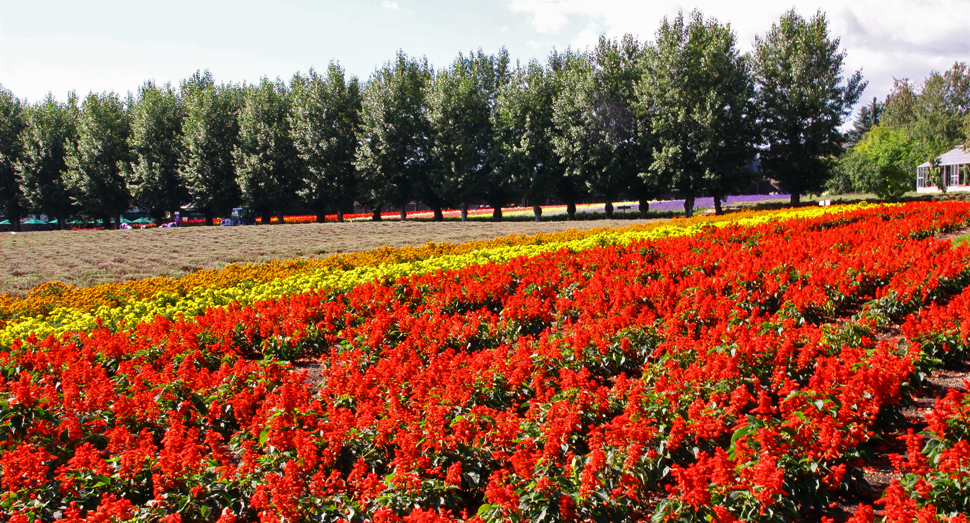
1 0 969 120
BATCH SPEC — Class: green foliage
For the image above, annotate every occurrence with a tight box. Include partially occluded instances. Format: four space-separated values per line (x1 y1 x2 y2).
0 85 26 228
289 63 362 222
851 125 914 200
571 35 650 219
18 93 78 227
495 59 563 221
426 51 501 220
127 81 188 223
234 77 303 222
752 9 865 205
639 10 758 217
355 51 433 219
882 62 970 164
551 51 599 215
180 71 242 223
65 91 132 227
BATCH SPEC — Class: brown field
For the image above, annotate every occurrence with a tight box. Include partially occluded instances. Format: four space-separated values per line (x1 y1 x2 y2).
0 218 659 297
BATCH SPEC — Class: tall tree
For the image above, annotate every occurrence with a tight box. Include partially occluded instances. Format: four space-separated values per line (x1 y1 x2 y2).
752 9 865 206
289 63 362 223
426 51 506 221
18 93 79 229
355 51 433 220
180 72 242 225
127 81 188 224
639 10 759 217
472 49 513 221
65 91 132 229
588 35 651 218
545 49 591 220
496 59 562 221
234 77 303 224
552 52 602 216
553 36 655 219
0 86 27 231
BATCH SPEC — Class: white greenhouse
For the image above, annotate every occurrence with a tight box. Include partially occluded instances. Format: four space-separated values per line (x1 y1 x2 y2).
917 146 970 193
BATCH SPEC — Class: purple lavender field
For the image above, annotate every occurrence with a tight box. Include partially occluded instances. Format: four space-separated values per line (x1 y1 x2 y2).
638 194 791 213
568 194 791 216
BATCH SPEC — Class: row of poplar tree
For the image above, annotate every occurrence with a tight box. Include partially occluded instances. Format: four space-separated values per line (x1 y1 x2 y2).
0 9 863 230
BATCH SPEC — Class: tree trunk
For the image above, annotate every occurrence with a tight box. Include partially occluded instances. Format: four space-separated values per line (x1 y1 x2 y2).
604 200 614 220
684 195 695 218
372 207 382 221
261 213 271 225
399 207 407 221
433 205 444 222
337 208 344 223
639 199 649 219
277 210 285 224
533 204 542 222
566 202 576 221
790 193 801 206
460 203 468 222
102 215 111 230
492 205 502 222
713 193 723 215
316 213 326 223
56 215 64 231
12 212 21 232
205 211 213 226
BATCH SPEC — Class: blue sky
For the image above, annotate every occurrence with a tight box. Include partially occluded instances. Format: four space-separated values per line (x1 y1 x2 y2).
2 0 968 116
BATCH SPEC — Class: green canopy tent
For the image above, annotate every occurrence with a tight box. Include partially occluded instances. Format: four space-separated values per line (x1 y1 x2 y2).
132 217 153 224
21 218 48 225
119 217 133 224
0 220 9 225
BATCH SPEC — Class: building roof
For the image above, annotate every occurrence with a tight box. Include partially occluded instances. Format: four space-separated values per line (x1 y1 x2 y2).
918 145 970 168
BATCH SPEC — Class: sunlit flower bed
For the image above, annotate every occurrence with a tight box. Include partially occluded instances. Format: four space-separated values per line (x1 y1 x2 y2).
4 202 970 522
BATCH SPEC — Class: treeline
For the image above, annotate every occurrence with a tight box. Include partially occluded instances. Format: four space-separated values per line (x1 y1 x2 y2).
834 63 970 199
0 9 863 230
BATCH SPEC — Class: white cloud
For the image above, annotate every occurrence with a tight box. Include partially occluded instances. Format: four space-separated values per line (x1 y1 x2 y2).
509 1 570 34
382 1 400 11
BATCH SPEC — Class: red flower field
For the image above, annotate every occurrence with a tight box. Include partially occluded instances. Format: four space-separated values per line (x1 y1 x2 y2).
3 202 970 522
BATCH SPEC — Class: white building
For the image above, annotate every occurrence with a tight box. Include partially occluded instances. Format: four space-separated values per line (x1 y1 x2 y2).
917 146 970 193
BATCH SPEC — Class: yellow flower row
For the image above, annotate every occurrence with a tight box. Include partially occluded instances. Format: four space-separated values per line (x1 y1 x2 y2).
0 204 865 348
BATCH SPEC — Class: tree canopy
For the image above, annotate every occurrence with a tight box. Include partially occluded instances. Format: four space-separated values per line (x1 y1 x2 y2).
752 9 865 205
127 81 188 224
640 11 758 217
181 71 243 225
355 51 433 220
290 63 362 222
65 92 132 228
234 78 303 223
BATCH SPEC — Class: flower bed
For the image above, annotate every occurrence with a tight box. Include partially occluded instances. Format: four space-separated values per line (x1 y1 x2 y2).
2 202 970 522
